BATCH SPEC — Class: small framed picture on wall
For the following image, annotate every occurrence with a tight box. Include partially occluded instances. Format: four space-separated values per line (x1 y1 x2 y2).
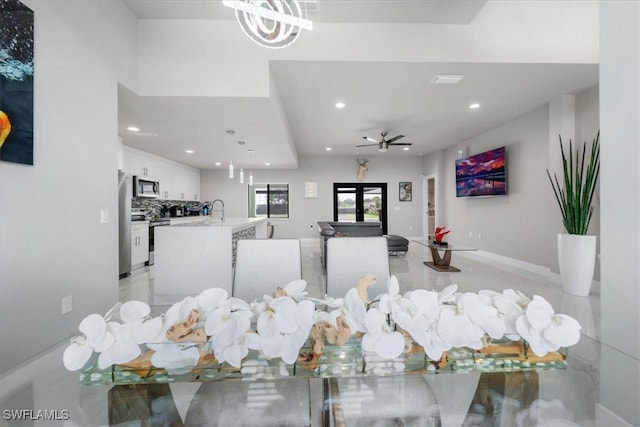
399 181 412 201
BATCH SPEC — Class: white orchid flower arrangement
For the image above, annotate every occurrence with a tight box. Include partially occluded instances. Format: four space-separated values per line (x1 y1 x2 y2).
64 275 582 377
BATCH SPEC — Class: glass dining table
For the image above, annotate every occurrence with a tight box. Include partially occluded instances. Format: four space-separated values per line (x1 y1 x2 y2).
5 333 637 426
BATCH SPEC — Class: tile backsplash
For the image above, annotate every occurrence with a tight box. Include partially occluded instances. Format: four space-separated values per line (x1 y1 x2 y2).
132 198 211 219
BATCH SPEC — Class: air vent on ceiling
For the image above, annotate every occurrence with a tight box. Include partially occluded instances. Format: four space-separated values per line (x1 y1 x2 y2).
431 75 465 85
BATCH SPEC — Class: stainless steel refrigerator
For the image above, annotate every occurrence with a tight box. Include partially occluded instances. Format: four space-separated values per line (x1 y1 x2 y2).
118 171 132 278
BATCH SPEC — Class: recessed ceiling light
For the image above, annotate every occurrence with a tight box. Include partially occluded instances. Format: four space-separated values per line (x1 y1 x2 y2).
469 103 481 109
247 149 255 153
335 102 346 109
402 147 410 151
325 147 332 151
265 162 271 166
127 126 140 132
215 162 222 166
431 75 464 85
185 149 194 154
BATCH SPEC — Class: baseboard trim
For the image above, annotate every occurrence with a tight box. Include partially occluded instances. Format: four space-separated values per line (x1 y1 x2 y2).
457 248 554 278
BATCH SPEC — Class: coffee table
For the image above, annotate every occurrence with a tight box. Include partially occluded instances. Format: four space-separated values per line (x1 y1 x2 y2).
412 239 477 272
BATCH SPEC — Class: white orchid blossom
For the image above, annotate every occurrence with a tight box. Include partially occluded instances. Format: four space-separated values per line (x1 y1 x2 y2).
205 306 255 367
437 284 458 303
257 297 315 364
65 279 584 373
330 288 366 333
456 293 506 339
361 307 405 359
94 301 164 369
164 296 199 328
118 301 163 344
378 275 401 315
308 295 344 308
149 343 200 374
438 305 486 350
515 296 581 356
391 289 451 361
262 279 309 305
63 307 118 371
220 331 261 368
196 287 230 313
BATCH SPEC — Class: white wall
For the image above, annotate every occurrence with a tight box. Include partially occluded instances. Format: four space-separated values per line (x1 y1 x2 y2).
0 1 138 374
441 106 557 269
599 2 640 424
201 155 424 239
424 87 599 276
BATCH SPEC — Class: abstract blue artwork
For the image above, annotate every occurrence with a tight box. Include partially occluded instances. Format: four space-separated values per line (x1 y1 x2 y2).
0 0 34 165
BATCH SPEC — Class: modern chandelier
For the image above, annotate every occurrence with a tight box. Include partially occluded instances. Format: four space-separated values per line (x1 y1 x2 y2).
222 0 313 49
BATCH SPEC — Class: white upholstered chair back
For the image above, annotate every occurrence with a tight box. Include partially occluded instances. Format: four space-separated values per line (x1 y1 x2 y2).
326 236 390 299
233 238 302 302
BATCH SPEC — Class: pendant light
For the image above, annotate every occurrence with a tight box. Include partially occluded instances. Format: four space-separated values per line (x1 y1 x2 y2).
240 168 244 184
249 171 254 186
229 161 234 179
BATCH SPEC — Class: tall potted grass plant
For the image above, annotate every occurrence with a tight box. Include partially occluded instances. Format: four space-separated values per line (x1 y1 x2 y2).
547 132 600 296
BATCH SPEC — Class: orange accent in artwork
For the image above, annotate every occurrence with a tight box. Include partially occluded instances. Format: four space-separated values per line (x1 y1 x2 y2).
0 111 11 148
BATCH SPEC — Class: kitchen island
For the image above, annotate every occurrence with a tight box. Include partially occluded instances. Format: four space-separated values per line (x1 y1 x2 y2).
154 217 267 300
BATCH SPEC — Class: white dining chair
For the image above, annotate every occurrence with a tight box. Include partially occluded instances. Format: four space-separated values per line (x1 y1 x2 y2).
326 236 390 300
232 238 302 302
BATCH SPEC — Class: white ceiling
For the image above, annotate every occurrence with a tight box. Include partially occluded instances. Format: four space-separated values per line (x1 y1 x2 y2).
121 0 487 24
118 1 599 170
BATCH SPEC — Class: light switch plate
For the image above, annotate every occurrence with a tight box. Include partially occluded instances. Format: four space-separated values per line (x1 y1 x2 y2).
100 209 109 224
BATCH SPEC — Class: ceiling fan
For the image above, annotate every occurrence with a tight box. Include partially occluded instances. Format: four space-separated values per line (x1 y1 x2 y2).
357 131 412 152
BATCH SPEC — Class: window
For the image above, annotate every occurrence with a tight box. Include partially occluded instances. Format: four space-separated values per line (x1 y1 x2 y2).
249 184 289 218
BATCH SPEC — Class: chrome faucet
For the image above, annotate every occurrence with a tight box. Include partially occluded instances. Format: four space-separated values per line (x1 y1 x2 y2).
211 199 225 222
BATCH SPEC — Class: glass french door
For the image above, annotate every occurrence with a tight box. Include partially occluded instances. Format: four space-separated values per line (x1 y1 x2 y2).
333 183 388 234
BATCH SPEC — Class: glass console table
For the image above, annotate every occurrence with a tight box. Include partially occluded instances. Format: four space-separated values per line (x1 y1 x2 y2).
412 239 477 272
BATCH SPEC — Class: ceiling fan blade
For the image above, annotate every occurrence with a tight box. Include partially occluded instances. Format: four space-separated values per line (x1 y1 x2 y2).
362 136 380 143
388 142 413 146
356 143 380 147
385 134 405 144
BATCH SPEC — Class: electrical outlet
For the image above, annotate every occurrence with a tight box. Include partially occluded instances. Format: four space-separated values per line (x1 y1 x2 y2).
478 233 483 240
468 231 473 239
62 295 73 314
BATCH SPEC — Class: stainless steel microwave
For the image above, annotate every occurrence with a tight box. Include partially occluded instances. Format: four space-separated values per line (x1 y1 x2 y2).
133 176 160 198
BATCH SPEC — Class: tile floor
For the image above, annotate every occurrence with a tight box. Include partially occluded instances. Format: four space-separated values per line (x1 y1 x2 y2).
120 239 601 341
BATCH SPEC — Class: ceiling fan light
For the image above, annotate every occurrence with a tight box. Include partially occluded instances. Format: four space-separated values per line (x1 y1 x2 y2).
378 146 388 153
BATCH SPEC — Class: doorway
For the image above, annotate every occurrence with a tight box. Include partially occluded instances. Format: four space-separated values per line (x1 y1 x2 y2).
423 175 437 238
333 183 388 234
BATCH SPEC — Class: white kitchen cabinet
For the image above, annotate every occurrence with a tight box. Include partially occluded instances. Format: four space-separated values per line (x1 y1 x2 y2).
131 222 149 267
160 161 200 201
186 168 200 201
123 147 155 178
122 146 200 201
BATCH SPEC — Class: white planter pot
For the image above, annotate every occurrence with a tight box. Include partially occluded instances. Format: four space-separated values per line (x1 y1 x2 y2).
557 234 596 297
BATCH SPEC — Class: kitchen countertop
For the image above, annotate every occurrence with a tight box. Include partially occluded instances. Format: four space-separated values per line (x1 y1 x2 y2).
170 217 266 231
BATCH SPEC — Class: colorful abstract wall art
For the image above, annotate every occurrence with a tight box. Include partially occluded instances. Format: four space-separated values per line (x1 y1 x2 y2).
455 146 507 197
0 0 34 165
